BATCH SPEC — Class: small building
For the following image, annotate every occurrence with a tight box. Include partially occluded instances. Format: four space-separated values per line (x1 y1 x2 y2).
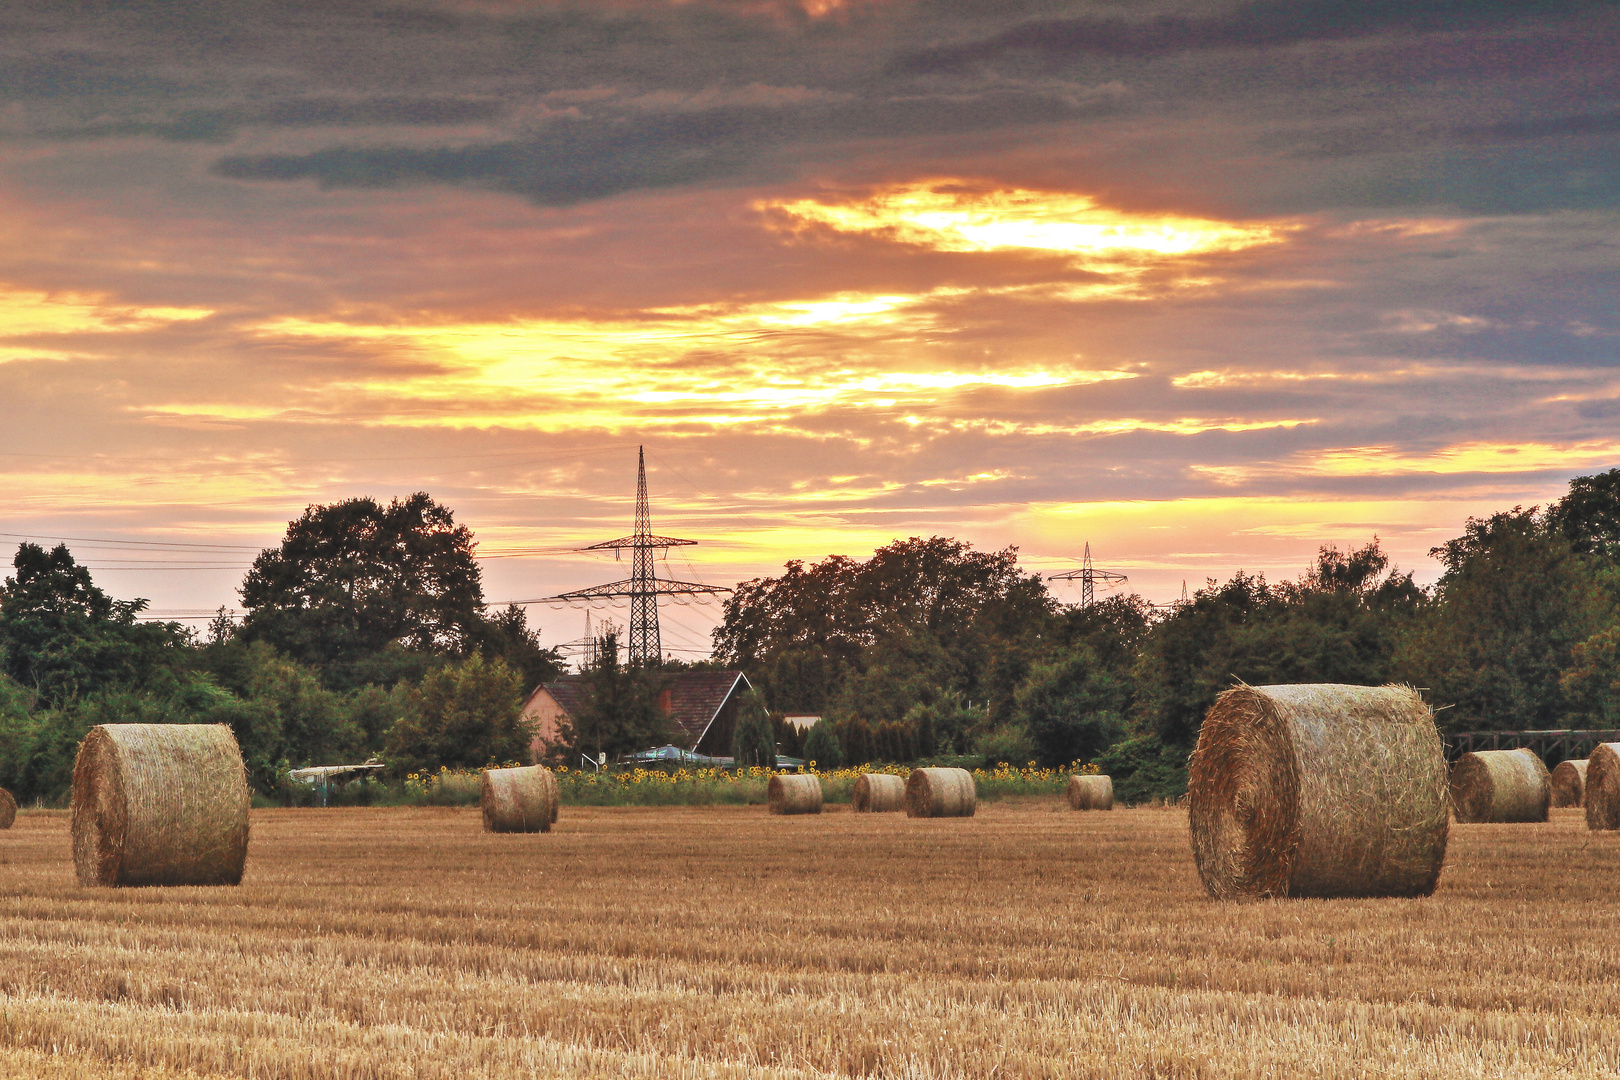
523 670 753 762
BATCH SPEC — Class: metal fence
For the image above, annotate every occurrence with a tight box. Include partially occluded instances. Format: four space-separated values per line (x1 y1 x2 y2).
1445 730 1620 764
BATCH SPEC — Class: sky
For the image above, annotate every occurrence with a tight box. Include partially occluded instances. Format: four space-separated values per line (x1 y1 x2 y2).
1 0 1617 661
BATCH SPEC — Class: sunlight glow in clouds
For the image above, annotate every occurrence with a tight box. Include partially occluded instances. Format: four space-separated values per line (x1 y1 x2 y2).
767 183 1287 266
0 286 213 357
242 293 1131 430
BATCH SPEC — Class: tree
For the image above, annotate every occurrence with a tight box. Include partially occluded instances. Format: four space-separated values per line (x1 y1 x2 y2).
475 603 564 692
384 652 528 775
557 633 673 763
0 542 185 706
1011 646 1126 768
1548 468 1620 562
1562 626 1620 727
238 493 485 674
713 536 1056 724
730 688 775 767
1406 509 1610 730
802 719 842 769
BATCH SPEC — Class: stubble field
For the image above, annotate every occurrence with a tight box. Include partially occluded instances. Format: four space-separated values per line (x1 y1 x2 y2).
0 802 1618 1079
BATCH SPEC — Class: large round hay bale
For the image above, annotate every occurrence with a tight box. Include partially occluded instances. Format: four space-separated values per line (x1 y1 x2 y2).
71 724 249 888
905 767 976 818
1551 759 1589 808
1450 748 1550 823
852 772 905 812
0 787 15 829
768 773 823 815
481 765 558 833
1067 774 1113 811
1585 743 1620 831
1187 683 1448 900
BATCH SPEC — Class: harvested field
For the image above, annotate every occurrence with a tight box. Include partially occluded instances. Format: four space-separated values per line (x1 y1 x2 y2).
2 804 1620 1078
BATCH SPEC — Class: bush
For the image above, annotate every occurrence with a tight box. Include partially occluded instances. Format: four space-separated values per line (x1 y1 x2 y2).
803 719 842 769
1096 735 1189 804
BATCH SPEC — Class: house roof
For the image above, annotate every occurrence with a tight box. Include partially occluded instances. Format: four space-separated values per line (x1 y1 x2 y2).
663 670 749 744
534 670 750 748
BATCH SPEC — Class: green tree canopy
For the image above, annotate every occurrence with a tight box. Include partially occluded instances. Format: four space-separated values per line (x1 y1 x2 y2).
384 652 528 775
0 542 185 706
556 633 674 763
238 493 486 675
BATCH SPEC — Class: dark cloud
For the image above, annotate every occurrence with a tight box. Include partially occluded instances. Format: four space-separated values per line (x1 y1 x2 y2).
890 0 1618 71
211 91 1108 203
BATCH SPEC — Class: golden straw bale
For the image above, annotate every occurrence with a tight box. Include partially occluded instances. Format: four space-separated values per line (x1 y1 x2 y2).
0 787 14 829
767 773 823 815
1551 759 1588 808
1585 743 1620 831
1187 683 1448 900
852 772 905 812
480 765 558 833
1067 774 1113 811
70 724 250 888
905 767 976 818
1450 748 1550 823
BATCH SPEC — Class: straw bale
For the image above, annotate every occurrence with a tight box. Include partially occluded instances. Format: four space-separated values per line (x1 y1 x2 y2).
1551 759 1588 808
1067 774 1113 811
70 724 250 888
1450 748 1550 823
905 767 976 818
852 772 905 813
0 787 14 829
481 765 558 833
1586 743 1620 831
1187 683 1448 900
767 773 823 815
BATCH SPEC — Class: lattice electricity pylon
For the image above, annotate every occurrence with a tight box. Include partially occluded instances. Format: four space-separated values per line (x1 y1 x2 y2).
1046 543 1128 607
548 447 729 666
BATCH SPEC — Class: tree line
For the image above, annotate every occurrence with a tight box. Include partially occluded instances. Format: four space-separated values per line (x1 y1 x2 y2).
2 470 1617 803
712 470 1620 801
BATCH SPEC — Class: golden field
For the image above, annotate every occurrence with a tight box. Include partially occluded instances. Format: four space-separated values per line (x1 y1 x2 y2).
1 803 1618 1079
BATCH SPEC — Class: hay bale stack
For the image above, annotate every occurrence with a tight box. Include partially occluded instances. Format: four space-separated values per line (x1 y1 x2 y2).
71 724 249 888
768 773 823 815
853 772 905 812
1450 748 1550 823
1067 774 1113 811
905 767 976 818
0 787 15 829
1187 684 1449 900
1551 759 1589 808
1585 744 1620 831
481 765 558 833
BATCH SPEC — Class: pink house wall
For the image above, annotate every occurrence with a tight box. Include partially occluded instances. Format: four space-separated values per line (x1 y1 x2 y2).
522 688 571 763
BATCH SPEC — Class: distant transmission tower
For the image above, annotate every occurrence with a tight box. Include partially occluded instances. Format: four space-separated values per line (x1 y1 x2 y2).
1047 543 1128 607
549 447 729 666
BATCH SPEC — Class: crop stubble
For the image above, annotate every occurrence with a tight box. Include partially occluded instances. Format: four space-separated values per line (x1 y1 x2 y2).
1 804 1619 1078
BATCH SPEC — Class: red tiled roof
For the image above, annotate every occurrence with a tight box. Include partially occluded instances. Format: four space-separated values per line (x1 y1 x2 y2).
539 670 750 746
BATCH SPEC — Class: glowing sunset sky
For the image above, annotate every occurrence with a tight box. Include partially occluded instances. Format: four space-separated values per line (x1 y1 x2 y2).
2 0 1617 658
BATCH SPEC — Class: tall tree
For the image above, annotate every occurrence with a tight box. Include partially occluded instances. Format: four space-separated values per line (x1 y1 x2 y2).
0 542 183 706
239 493 485 674
557 633 674 763
1406 508 1609 730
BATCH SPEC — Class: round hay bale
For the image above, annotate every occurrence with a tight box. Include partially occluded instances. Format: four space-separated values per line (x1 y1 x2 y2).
0 787 15 829
1067 774 1113 811
71 724 250 888
1187 683 1448 900
481 765 558 833
1585 743 1620 831
852 772 905 813
905 767 976 818
1450 748 1550 823
767 773 823 815
1551 758 1589 808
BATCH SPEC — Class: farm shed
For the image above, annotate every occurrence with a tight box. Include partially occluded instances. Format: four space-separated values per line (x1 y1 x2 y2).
524 670 753 761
